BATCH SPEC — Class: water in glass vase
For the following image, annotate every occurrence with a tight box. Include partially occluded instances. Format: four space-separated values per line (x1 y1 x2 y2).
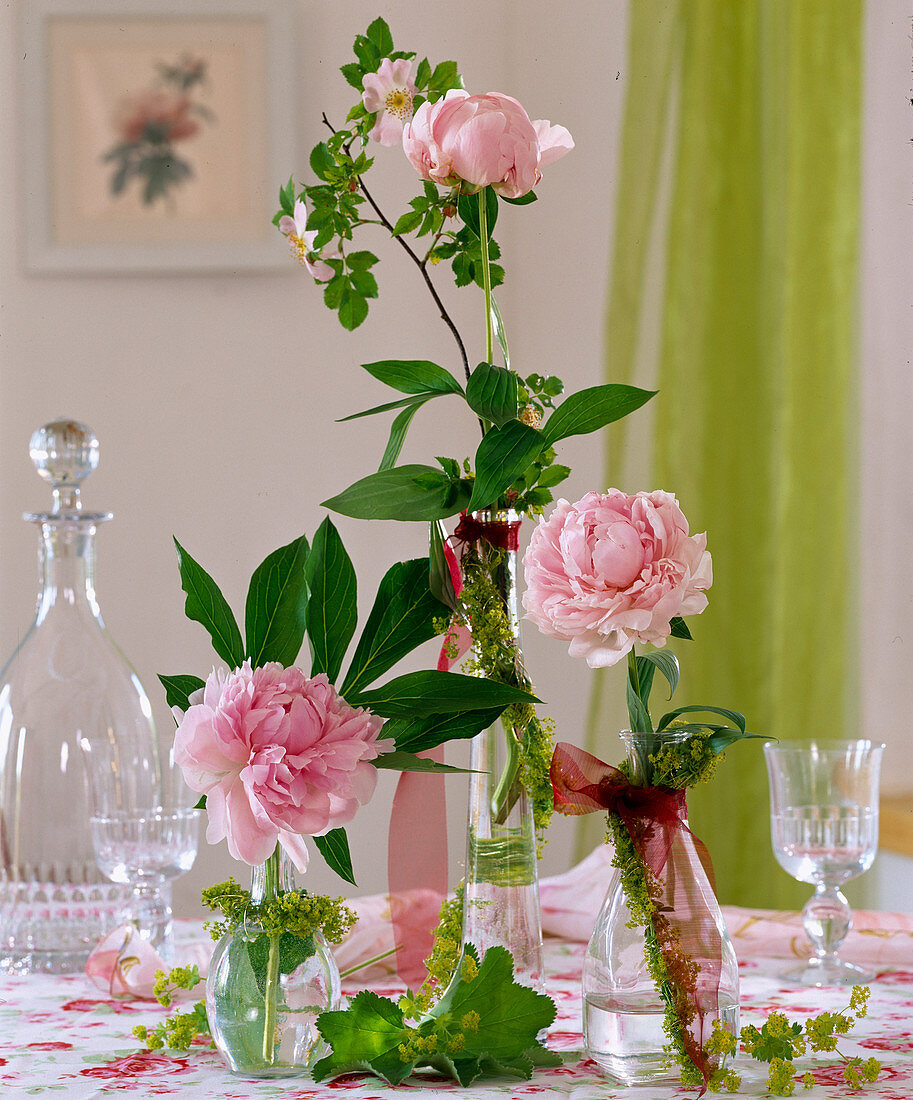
584 990 739 1084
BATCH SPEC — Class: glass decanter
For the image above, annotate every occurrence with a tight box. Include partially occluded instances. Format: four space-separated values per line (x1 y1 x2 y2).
0 419 162 973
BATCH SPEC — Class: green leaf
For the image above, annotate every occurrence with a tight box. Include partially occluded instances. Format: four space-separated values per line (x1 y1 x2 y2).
378 400 429 471
465 362 519 427
339 286 368 330
314 991 412 1085
500 190 538 206
536 463 571 488
429 59 460 92
372 751 474 773
279 175 295 215
415 57 431 89
322 465 470 521
467 421 545 511
428 520 457 610
384 708 506 754
458 186 498 240
158 673 205 712
361 359 463 396
705 727 767 755
337 394 432 422
657 704 747 734
639 651 679 699
541 384 656 445
309 142 336 182
173 538 245 668
339 62 364 90
313 828 357 886
348 670 539 718
626 675 653 734
365 16 394 55
244 535 309 667
340 558 444 696
490 296 510 370
669 615 693 640
303 518 357 683
392 209 423 236
246 932 316 996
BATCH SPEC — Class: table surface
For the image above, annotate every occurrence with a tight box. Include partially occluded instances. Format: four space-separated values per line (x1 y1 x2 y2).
1 924 912 1099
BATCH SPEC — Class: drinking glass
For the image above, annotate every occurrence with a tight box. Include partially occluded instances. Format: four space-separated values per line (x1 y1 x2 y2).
764 739 883 986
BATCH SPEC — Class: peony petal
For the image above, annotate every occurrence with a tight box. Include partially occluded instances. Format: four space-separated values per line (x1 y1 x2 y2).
533 119 575 167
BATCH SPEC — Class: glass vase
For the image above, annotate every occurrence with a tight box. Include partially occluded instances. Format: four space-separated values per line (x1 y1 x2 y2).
0 420 162 974
460 510 543 987
206 849 341 1078
583 730 739 1085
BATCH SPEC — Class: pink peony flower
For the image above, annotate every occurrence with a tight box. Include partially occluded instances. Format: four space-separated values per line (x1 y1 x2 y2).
173 662 388 870
522 490 712 668
361 58 416 146
278 199 335 281
402 90 573 199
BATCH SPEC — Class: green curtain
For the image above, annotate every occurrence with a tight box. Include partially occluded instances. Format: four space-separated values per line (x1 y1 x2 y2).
584 0 863 907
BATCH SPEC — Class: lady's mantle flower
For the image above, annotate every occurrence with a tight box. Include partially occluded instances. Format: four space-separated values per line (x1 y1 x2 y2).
362 58 416 146
278 199 334 281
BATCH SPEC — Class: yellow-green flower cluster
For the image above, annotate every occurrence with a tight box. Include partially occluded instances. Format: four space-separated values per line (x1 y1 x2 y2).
648 731 721 789
406 885 464 1016
134 964 210 1053
201 877 356 944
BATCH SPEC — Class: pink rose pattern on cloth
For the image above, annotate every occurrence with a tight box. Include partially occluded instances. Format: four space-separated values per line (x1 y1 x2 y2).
403 90 573 198
522 489 712 668
174 661 388 871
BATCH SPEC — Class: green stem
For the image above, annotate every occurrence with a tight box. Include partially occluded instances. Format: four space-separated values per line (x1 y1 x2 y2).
261 848 281 1064
339 946 397 978
478 189 494 368
490 725 522 825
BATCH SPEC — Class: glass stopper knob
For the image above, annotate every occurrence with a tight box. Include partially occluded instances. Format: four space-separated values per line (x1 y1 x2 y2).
29 418 100 514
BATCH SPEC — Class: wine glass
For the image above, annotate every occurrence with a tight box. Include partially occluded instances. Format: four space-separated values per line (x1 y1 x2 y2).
764 739 884 986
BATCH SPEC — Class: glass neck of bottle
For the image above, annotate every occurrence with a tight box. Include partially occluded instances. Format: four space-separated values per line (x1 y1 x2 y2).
467 509 522 639
250 846 296 905
35 520 100 624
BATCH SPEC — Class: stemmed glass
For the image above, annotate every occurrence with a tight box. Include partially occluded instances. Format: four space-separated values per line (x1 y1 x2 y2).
764 739 883 986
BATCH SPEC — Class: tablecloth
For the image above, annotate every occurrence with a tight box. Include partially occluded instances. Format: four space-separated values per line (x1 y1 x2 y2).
2 916 913 1099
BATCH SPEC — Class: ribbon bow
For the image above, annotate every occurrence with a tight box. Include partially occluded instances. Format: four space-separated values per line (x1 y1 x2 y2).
551 741 723 1094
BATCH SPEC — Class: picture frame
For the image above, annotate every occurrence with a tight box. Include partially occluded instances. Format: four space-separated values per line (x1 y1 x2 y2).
20 0 297 273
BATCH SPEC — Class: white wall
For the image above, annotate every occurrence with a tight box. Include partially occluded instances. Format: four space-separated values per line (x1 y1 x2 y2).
1 0 910 917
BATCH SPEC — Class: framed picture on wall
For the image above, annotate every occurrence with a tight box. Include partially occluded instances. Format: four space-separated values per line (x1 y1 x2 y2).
20 0 296 273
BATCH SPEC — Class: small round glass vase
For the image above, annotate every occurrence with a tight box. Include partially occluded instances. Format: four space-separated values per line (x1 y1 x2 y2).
206 853 341 1078
582 730 740 1086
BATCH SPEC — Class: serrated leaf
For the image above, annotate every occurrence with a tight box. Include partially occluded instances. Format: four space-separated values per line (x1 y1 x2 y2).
542 384 656 445
393 209 423 236
429 59 460 91
467 421 545 511
348 670 538 717
361 359 463 396
339 286 369 330
314 990 410 1085
279 175 295 214
465 362 519 427
378 399 429 471
303 517 357 682
244 535 309 667
384 708 505 754
365 16 394 55
309 142 336 182
158 673 205 713
372 751 474 773
313 828 356 886
322 465 471 521
340 558 444 696
339 61 365 90
536 463 571 488
415 57 431 89
173 538 244 668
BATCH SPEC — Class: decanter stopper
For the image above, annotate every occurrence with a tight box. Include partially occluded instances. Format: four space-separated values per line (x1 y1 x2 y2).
28 418 105 519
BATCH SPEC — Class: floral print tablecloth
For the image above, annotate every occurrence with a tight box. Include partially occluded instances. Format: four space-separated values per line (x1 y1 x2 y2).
1 920 912 1099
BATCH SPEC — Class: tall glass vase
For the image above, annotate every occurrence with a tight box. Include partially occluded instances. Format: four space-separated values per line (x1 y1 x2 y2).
460 510 543 987
583 730 739 1086
206 849 341 1078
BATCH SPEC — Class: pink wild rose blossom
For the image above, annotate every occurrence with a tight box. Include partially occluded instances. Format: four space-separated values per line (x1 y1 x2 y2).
173 662 388 870
522 490 712 668
361 58 416 145
402 90 573 199
278 199 335 281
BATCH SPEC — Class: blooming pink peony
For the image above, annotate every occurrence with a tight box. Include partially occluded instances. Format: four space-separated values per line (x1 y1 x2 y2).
173 662 389 870
361 58 416 146
522 490 712 668
402 90 573 199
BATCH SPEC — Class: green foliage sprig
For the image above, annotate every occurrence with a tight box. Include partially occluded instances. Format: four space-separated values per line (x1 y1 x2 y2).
312 944 559 1086
133 965 209 1053
200 878 356 945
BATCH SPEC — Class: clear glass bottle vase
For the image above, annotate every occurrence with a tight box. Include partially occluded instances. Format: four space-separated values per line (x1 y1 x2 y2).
583 730 739 1085
0 420 162 974
206 849 342 1078
461 510 543 986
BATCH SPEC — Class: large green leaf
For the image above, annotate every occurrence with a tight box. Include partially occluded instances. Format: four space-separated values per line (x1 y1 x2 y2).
340 558 444 696
158 673 205 713
313 828 357 886
384 708 506 754
459 186 498 240
639 650 680 699
173 537 245 668
361 359 463 396
349 670 539 718
314 990 412 1085
244 535 310 667
372 751 474 773
467 421 545 511
303 518 357 683
541 384 656 445
465 362 519 427
379 399 430 471
657 704 747 734
323 465 471 521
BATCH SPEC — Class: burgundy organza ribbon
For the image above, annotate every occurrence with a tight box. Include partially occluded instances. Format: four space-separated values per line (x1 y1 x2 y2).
551 741 722 1094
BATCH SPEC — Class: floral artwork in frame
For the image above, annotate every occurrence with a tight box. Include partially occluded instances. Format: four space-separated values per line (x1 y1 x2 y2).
21 0 296 273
